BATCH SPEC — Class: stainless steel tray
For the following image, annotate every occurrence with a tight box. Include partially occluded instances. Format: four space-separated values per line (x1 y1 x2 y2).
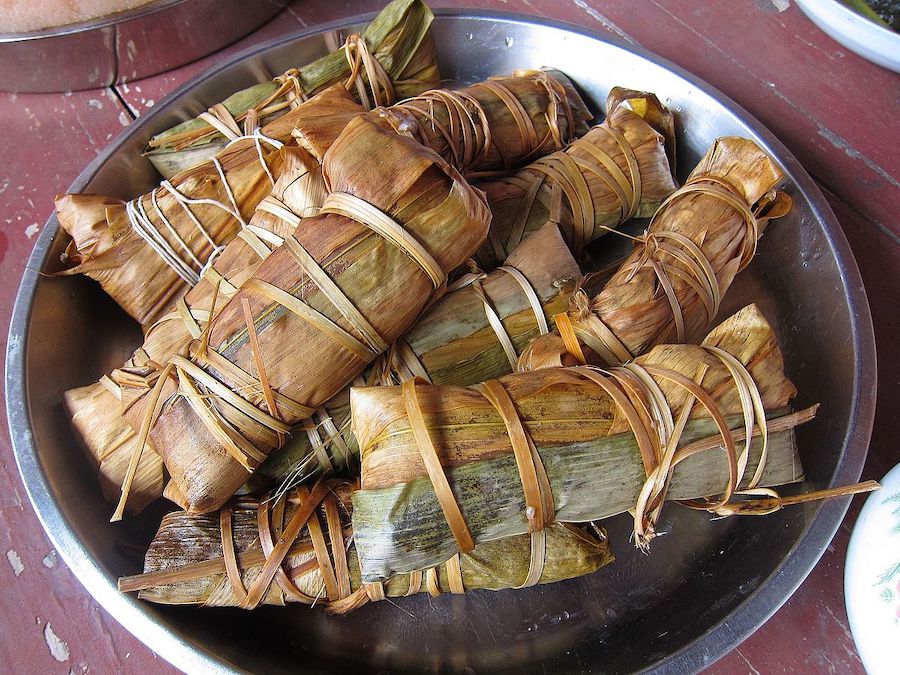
6 10 876 673
0 0 286 93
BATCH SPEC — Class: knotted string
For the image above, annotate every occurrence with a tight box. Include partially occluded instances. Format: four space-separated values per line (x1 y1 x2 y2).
119 481 355 609
513 124 642 260
126 129 284 287
383 70 578 176
374 260 549 387
388 88 493 173
145 27 396 152
343 33 396 110
319 191 447 295
128 193 291 353
557 177 790 365
566 350 876 549
470 265 550 370
150 68 308 152
268 375 366 505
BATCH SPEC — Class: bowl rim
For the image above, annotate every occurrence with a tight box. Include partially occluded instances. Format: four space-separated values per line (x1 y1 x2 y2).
844 461 900 674
0 0 187 42
798 0 900 42
5 8 877 673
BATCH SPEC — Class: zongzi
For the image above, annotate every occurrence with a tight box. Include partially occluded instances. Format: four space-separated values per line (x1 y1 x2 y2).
372 68 591 175
127 114 491 515
119 480 612 611
350 304 810 580
146 0 442 177
476 87 677 266
518 136 793 371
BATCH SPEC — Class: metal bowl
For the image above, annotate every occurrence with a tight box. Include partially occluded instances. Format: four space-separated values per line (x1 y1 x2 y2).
0 0 287 93
6 10 875 673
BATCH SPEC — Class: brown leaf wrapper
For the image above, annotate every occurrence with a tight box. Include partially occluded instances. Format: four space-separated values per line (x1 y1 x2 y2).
132 114 491 515
55 85 363 327
517 136 793 371
349 305 804 579
123 484 612 611
62 91 362 514
146 0 442 177
255 221 582 488
370 68 591 174
475 88 677 267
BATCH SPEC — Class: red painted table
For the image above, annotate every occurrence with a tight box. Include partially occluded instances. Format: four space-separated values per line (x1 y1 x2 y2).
1 1 896 671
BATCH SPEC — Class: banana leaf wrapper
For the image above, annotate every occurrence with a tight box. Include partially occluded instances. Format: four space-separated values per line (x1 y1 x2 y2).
63 145 330 515
57 70 586 329
518 136 793 371
350 304 807 580
255 221 582 489
121 482 612 611
128 114 491 515
475 87 677 267
65 380 165 514
146 0 441 178
368 68 591 175
55 85 363 327
72 71 585 514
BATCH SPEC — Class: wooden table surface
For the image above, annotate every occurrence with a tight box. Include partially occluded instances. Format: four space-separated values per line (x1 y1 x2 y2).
1 0 897 672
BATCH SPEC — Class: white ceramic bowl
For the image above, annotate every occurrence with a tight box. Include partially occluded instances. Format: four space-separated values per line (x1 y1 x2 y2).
846 462 900 674
796 0 900 72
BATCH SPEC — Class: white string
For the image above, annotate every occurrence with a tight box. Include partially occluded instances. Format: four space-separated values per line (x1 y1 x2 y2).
125 129 284 286
126 199 199 286
148 188 205 267
198 245 227 281
225 129 284 188
158 159 245 228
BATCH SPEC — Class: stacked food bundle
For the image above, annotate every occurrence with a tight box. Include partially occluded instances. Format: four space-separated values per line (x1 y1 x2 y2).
55 0 443 326
145 0 441 177
54 0 875 617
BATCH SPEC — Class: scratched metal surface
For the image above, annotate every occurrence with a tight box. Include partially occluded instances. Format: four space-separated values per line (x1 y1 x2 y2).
0 0 896 672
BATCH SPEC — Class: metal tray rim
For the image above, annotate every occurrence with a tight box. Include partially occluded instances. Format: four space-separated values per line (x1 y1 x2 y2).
0 0 186 42
5 9 876 674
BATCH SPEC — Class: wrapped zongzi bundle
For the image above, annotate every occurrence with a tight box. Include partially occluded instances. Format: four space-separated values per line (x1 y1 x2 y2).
350 304 815 580
518 136 793 370
476 87 677 266
65 145 330 516
127 114 491 515
70 69 589 516
369 68 591 175
58 70 587 329
256 222 582 489
56 85 364 327
146 0 441 178
119 480 612 611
